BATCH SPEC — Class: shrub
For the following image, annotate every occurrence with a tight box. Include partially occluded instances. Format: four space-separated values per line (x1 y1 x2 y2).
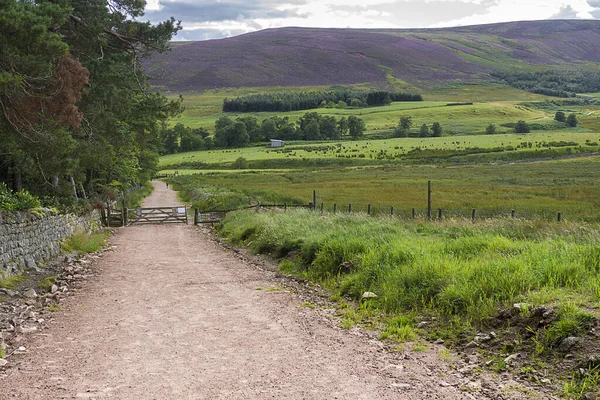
0 183 41 211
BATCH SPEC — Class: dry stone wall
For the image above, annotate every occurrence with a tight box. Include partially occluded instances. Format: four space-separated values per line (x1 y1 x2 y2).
0 209 102 278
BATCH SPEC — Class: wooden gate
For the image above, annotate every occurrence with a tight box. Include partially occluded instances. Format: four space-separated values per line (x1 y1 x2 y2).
127 206 188 225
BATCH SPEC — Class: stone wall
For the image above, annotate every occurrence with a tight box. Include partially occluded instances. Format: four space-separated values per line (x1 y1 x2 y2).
0 209 102 278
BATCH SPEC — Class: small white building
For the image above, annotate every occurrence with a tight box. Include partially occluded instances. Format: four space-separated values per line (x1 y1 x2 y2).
270 139 285 148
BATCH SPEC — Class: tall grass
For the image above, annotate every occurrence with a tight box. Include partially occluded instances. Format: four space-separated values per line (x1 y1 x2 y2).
219 209 600 322
62 230 110 254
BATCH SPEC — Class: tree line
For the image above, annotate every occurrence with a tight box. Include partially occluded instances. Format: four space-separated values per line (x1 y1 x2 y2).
0 0 181 209
222 89 422 113
161 113 367 154
493 71 600 97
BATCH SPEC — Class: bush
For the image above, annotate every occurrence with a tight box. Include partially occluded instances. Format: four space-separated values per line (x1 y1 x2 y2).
0 183 41 211
514 120 531 133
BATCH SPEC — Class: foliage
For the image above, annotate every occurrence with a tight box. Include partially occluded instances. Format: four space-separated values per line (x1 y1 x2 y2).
493 70 600 97
62 230 109 254
567 113 579 127
431 122 442 137
514 120 531 133
0 274 25 290
347 116 366 139
555 111 566 122
232 157 248 169
485 123 497 134
218 209 600 325
419 124 430 137
394 116 413 137
0 183 40 211
38 276 57 292
0 0 182 205
222 89 422 112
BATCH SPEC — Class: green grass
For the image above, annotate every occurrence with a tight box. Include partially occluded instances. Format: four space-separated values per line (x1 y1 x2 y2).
0 274 25 290
169 156 600 219
62 230 109 254
38 275 57 292
218 209 600 321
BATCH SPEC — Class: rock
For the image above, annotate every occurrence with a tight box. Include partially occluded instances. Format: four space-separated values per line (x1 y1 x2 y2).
23 289 37 299
339 261 354 274
504 353 520 364
439 381 453 387
0 288 18 297
557 337 581 352
531 305 549 317
362 292 378 299
434 339 445 345
474 333 492 343
465 341 478 349
51 285 58 294
513 303 531 312
489 331 496 339
0 359 7 367
27 311 36 319
582 393 597 400
417 321 428 329
391 383 411 389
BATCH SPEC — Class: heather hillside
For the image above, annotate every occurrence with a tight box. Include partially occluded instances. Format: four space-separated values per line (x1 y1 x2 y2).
146 20 600 91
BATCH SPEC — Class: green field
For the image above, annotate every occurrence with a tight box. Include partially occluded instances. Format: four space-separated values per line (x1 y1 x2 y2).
168 84 553 132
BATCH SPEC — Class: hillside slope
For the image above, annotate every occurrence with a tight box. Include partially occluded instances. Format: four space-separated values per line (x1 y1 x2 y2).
145 20 600 91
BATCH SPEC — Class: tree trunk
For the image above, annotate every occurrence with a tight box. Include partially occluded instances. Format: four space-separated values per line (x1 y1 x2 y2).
70 176 78 199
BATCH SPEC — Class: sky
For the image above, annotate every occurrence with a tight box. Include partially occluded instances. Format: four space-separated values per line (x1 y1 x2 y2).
143 0 600 41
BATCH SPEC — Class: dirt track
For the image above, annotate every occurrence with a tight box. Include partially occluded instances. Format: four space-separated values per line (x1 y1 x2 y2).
0 182 537 399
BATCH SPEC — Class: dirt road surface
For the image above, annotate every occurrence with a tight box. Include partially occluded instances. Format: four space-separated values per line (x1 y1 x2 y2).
1 182 537 399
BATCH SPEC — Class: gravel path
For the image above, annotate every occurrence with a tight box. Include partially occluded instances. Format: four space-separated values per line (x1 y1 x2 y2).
0 182 539 399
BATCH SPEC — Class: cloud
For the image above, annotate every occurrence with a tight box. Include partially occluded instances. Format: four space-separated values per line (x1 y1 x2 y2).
551 5 579 18
144 1 305 24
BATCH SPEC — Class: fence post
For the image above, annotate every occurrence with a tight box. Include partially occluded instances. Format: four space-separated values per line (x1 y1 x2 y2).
284 202 287 211
412 207 415 219
472 208 476 222
313 190 317 211
367 204 371 215
438 208 443 221
391 206 394 216
348 204 352 214
320 203 324 213
511 209 516 218
558 212 562 222
194 208 199 225
427 180 432 220
121 197 127 227
333 203 337 214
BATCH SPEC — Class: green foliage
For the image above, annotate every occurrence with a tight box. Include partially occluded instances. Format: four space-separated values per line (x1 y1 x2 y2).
218 209 600 326
494 70 600 97
546 304 594 344
514 120 531 133
0 0 182 205
431 122 442 137
555 111 566 122
485 123 497 134
394 116 413 137
62 230 109 254
347 115 366 139
0 274 25 290
380 315 418 342
419 124 430 137
0 183 40 211
567 113 579 127
38 276 57 292
222 89 422 112
232 157 248 169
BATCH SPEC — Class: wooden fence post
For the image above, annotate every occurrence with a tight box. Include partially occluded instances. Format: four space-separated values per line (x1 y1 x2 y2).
438 208 443 221
348 204 352 214
333 203 337 213
558 212 562 222
412 208 415 219
284 202 287 211
391 206 394 216
194 208 199 225
320 203 324 213
472 208 476 222
427 180 432 220
367 204 371 215
313 190 317 210
511 209 516 218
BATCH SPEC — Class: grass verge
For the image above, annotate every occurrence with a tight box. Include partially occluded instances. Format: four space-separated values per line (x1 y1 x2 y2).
62 230 110 254
0 275 26 290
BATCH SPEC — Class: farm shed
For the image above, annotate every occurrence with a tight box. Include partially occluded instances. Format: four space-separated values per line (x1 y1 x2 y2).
270 139 285 148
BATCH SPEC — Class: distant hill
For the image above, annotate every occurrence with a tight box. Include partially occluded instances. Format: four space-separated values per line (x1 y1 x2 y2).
145 20 600 92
